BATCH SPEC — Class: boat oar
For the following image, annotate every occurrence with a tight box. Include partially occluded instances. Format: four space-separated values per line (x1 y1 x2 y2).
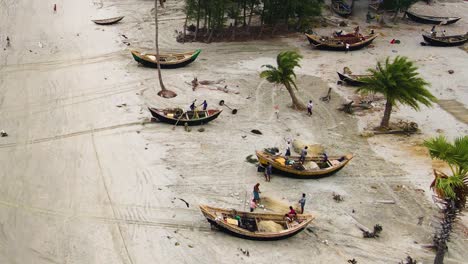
219 100 238 114
172 111 186 130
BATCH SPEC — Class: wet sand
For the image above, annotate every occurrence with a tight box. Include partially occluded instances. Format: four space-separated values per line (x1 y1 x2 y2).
0 0 467 263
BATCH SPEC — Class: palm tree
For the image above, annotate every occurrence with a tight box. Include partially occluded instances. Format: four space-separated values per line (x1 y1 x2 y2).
424 135 468 264
357 56 436 128
260 51 305 110
424 135 468 208
154 0 176 98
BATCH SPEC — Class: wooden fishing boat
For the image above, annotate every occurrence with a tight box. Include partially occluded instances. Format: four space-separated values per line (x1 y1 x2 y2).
256 150 353 179
331 0 353 17
337 72 370 86
200 205 314 241
131 49 201 69
422 33 468 47
405 11 461 25
305 33 377 51
148 108 222 126
91 16 124 25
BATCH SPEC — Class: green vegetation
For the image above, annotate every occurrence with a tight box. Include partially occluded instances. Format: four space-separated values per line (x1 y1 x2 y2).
357 56 436 128
184 0 324 41
260 51 305 110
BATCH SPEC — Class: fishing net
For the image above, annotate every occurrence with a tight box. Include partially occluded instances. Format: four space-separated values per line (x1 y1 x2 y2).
257 221 284 232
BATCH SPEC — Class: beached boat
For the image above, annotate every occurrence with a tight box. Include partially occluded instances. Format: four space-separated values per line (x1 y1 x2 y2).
405 11 461 25
148 108 222 126
305 33 377 51
199 205 314 240
422 33 468 47
92 16 124 25
337 72 370 86
256 150 353 179
331 0 353 17
131 49 201 69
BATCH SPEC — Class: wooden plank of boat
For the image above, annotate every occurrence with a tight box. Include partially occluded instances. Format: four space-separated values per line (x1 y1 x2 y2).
200 205 314 241
131 49 202 69
305 33 378 51
255 150 353 179
331 0 353 17
92 16 124 25
405 11 461 25
422 33 468 47
337 72 370 86
148 107 222 126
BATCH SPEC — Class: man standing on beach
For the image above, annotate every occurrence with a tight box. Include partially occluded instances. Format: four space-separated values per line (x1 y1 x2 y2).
264 162 272 182
299 146 308 163
6 36 10 47
285 140 291 157
299 193 306 214
307 100 313 116
253 183 261 202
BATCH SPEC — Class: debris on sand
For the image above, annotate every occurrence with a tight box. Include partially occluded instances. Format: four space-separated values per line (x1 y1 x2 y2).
238 248 250 257
448 70 454 74
174 198 190 208
251 129 262 135
362 224 383 238
399 256 417 264
347 259 358 264
333 193 344 202
245 154 258 164
292 139 324 155
1 130 8 137
198 128 205 132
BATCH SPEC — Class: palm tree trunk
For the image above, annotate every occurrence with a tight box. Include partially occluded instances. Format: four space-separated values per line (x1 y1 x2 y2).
284 82 305 110
434 245 446 264
155 0 166 92
380 99 393 128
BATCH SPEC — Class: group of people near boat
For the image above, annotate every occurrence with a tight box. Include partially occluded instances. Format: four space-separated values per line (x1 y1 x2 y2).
187 99 208 119
250 185 307 222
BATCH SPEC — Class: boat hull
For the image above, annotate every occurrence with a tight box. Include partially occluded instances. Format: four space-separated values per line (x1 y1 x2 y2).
337 72 366 86
149 108 222 126
305 34 377 51
256 151 352 179
206 219 307 241
405 11 460 25
422 34 468 47
131 50 201 69
92 16 124 25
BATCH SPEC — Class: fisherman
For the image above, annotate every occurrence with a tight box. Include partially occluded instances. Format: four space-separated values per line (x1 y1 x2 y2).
366 11 374 23
189 100 196 111
430 25 437 37
253 183 261 203
354 25 360 35
6 36 10 47
285 140 291 157
53 4 57 12
201 100 208 111
299 146 308 164
345 43 350 53
288 206 297 219
299 193 306 214
307 100 313 116
274 105 279 119
250 199 257 212
0 130 8 137
264 162 272 182
441 30 446 37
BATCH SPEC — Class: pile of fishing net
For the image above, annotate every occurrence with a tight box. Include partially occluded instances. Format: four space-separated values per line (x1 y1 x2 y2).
257 221 284 232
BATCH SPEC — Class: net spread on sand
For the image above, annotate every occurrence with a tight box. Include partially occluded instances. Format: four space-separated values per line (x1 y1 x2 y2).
257 221 285 232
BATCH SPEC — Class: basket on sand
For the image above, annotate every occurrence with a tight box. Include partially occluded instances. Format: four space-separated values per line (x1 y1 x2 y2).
292 139 324 155
257 221 284 232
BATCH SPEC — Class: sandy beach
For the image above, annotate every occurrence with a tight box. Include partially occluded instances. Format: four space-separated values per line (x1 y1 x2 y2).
0 0 467 263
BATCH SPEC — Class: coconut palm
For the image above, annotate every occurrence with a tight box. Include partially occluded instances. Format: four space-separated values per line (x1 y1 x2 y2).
155 0 176 98
424 135 468 264
424 135 468 208
357 56 436 128
260 51 305 110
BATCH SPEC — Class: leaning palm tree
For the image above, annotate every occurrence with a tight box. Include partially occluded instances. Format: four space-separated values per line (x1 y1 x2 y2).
424 135 468 264
358 56 436 128
155 0 176 98
260 51 305 110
